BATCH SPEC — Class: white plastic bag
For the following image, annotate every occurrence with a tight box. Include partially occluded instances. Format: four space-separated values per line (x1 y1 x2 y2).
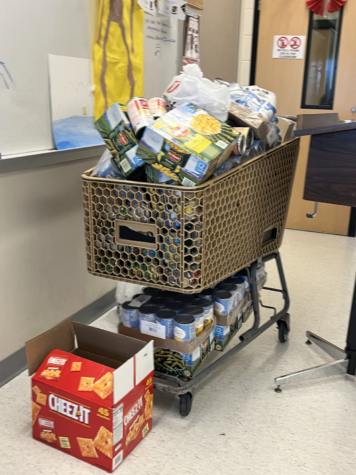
115 282 145 322
163 64 230 121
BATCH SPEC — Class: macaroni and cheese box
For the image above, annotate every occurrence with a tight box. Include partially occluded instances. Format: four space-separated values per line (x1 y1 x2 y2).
26 319 154 473
137 103 239 186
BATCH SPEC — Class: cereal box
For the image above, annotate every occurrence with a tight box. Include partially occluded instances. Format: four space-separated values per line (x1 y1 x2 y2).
137 103 240 186
26 320 154 472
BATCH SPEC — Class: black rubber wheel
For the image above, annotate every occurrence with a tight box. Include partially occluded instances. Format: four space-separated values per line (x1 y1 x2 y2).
179 392 193 417
278 320 288 343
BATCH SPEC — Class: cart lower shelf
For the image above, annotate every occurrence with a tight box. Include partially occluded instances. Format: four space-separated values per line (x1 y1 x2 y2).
153 252 290 416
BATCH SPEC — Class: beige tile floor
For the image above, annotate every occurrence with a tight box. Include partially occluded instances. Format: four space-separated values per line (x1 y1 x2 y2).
1 229 356 475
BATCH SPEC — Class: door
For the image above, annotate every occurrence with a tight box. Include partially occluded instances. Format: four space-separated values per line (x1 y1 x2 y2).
255 0 354 235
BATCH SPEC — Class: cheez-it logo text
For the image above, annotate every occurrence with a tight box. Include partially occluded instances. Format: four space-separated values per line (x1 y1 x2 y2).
49 394 90 425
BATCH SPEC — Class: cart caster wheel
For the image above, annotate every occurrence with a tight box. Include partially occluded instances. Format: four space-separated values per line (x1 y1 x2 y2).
275 386 282 393
306 340 312 345
278 320 288 343
179 392 193 417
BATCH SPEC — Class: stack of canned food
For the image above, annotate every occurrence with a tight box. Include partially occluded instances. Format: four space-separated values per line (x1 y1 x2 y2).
120 263 267 346
121 287 214 343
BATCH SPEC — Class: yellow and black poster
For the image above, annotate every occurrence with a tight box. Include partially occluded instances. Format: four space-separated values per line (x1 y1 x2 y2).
93 0 145 120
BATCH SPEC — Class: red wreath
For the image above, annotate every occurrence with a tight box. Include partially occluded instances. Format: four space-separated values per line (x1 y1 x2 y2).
306 0 347 15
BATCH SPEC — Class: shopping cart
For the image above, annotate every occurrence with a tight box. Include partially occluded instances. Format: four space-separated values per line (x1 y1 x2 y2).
82 138 300 415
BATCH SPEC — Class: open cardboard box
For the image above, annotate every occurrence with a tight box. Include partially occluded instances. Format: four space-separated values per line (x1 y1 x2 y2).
119 319 216 379
26 319 154 473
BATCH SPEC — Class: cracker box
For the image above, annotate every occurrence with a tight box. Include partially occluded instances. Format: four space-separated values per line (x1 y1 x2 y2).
26 320 154 473
119 319 216 379
137 102 240 186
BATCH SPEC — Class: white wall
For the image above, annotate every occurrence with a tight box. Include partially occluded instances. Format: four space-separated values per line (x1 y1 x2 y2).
237 0 255 86
0 155 116 361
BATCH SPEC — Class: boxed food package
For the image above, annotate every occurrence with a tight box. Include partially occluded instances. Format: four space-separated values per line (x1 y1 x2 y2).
277 116 295 143
214 294 248 352
26 319 154 473
228 102 269 144
215 313 243 351
95 103 144 178
119 319 216 379
137 102 240 186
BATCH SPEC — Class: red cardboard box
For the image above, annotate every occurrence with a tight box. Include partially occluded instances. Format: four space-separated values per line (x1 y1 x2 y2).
26 319 154 472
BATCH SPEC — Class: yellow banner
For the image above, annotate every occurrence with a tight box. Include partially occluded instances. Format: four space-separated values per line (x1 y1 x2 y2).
93 0 144 120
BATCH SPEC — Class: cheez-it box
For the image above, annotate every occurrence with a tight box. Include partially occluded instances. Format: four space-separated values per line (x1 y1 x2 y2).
25 319 154 472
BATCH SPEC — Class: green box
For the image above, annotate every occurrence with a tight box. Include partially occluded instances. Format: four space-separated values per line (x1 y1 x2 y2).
95 103 143 177
214 312 243 352
145 164 176 185
137 102 239 186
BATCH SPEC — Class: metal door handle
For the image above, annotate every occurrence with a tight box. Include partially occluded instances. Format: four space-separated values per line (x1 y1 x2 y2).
306 202 318 218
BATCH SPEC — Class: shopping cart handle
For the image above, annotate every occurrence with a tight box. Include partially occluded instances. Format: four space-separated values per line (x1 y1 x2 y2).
306 202 318 218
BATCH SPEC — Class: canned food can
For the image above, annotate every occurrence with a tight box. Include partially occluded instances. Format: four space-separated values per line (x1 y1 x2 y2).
168 294 194 307
174 314 196 342
156 309 176 338
130 294 152 307
139 304 160 325
225 276 247 295
149 296 167 309
184 306 205 336
199 288 214 301
126 97 154 138
213 290 233 317
231 134 247 156
148 97 167 119
219 283 243 308
122 302 140 329
234 127 254 149
164 301 186 315
194 299 214 327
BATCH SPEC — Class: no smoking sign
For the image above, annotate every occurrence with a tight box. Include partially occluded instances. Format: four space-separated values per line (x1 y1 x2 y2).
273 35 305 59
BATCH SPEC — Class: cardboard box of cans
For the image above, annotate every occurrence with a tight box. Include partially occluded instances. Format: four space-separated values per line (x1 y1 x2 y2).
137 102 241 186
26 319 154 472
119 320 216 379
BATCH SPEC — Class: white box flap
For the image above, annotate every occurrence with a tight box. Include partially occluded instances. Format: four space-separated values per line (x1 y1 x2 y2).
113 357 134 405
135 341 154 386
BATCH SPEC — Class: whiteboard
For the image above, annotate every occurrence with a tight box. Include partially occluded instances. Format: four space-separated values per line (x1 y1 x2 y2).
143 13 180 99
0 3 180 156
0 0 96 156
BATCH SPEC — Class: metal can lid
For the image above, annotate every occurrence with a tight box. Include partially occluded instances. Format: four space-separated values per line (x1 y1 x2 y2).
184 306 204 316
165 301 186 311
122 301 138 310
143 288 162 296
218 284 237 292
174 314 195 325
200 288 214 296
213 290 232 300
156 310 176 320
160 290 183 299
132 293 145 300
174 294 196 304
149 296 166 306
193 299 213 309
139 304 160 314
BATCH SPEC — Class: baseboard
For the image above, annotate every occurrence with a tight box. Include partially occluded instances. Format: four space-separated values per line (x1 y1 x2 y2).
0 289 116 388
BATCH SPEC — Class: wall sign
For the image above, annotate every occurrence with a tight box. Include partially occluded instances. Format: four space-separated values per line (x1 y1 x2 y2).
272 35 306 59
